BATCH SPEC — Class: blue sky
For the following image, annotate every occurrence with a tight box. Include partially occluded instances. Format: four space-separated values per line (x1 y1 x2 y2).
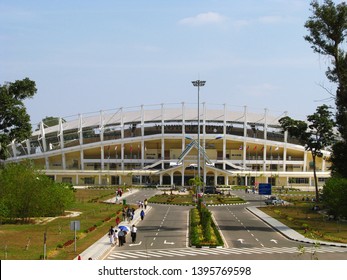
0 0 341 125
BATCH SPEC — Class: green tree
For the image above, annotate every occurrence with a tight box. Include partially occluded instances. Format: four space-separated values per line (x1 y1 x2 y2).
36 116 65 131
322 177 347 218
0 161 75 222
0 78 37 160
279 105 335 201
305 0 347 177
189 175 204 195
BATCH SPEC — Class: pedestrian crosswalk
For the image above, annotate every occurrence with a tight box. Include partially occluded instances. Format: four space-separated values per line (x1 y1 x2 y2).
106 246 347 260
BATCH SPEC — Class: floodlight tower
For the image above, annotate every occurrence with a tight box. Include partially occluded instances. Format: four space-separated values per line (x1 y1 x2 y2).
191 79 206 194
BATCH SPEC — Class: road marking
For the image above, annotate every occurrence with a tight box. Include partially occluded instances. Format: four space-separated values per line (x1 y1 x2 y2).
107 246 347 260
237 239 244 244
270 239 278 244
164 240 175 245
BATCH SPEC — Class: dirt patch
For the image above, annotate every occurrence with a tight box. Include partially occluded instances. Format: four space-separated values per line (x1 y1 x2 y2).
34 211 82 225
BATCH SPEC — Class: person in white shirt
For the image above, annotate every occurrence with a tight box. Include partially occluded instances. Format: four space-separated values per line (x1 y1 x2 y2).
113 229 118 246
131 225 137 243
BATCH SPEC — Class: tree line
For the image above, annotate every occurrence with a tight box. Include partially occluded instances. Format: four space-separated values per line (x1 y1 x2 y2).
0 162 75 223
277 0 347 219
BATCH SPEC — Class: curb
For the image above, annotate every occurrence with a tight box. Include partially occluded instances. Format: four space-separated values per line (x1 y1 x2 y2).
206 202 249 207
148 202 248 207
190 245 224 248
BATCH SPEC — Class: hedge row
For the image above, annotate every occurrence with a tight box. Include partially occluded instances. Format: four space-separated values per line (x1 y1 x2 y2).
190 201 224 247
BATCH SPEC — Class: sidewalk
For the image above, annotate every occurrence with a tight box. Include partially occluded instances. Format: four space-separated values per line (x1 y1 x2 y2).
247 206 347 248
75 190 152 260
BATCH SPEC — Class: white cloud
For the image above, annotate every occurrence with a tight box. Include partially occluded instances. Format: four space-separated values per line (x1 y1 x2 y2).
178 12 227 26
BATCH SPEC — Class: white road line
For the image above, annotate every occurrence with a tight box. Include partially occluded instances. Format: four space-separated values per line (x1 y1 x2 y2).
107 246 347 260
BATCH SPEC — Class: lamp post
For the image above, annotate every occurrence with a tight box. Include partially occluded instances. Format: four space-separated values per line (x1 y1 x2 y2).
191 80 206 195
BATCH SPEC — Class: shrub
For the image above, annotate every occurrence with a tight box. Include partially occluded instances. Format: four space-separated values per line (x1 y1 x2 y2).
190 209 201 246
190 205 224 247
63 239 74 247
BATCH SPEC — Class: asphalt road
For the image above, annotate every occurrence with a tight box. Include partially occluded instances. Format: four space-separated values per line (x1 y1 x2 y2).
105 189 347 260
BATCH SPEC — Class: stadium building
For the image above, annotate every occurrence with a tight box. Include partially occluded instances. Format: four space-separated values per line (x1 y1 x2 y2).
5 103 331 188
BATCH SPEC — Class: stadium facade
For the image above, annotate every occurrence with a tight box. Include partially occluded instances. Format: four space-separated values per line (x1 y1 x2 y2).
5 103 331 188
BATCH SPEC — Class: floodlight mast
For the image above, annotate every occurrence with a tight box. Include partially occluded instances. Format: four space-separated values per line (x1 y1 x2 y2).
191 80 206 195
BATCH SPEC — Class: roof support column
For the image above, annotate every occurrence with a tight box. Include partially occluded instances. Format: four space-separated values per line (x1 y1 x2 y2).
11 141 17 160
182 102 186 186
283 111 288 172
243 106 248 169
25 139 30 155
223 104 226 170
62 153 66 170
161 103 165 169
171 172 174 187
263 108 268 171
182 102 186 152
203 102 207 184
141 105 145 168
59 118 64 148
80 150 84 170
78 114 83 145
121 108 124 170
40 121 47 152
101 147 105 171
303 151 308 172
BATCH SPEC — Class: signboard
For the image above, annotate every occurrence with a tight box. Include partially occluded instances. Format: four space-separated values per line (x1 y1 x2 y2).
259 183 272 195
70 220 80 231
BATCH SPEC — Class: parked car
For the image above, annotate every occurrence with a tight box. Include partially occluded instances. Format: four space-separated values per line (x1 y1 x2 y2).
264 196 283 205
204 186 221 195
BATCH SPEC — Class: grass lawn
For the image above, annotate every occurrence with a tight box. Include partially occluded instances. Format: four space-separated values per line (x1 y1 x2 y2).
148 194 194 205
261 202 347 244
0 188 129 260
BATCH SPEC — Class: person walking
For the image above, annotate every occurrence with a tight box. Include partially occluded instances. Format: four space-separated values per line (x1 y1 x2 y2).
118 230 124 246
122 208 126 221
140 209 145 221
144 199 148 209
108 226 115 244
131 225 137 243
113 229 118 246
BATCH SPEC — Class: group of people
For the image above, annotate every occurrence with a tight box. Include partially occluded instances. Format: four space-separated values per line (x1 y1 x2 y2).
108 202 147 246
107 195 147 248
122 206 136 222
109 224 138 246
137 198 148 209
